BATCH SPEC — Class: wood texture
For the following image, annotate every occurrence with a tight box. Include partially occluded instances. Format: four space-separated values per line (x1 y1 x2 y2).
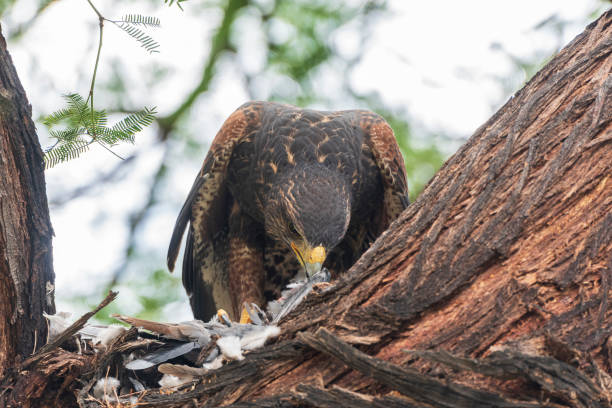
0 23 55 376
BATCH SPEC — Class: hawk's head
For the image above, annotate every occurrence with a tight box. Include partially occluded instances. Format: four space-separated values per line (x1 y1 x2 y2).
264 165 351 277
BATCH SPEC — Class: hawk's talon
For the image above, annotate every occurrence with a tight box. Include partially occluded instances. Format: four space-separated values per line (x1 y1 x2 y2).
239 306 252 324
217 309 232 326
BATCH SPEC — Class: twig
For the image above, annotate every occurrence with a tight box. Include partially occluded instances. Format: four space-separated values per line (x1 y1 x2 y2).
21 291 118 369
85 0 105 140
95 140 125 160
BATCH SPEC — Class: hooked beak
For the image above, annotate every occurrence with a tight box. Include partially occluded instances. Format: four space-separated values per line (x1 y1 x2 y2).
291 243 326 278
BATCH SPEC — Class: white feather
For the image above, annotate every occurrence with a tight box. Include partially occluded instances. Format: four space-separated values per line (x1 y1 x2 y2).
202 355 224 370
98 325 127 348
92 377 120 401
217 336 244 360
240 326 280 350
158 374 192 388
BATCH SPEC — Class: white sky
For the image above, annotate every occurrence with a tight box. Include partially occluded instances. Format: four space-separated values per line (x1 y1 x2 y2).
4 0 606 319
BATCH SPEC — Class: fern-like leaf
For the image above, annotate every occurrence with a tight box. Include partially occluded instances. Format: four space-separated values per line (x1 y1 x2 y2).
48 127 85 142
64 92 86 107
164 0 186 10
43 107 74 127
101 107 157 144
62 93 91 127
87 109 108 137
116 23 160 54
120 14 161 28
42 92 156 167
43 93 87 127
44 140 91 169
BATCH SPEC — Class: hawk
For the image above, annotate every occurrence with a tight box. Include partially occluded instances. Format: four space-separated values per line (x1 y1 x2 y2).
167 101 409 321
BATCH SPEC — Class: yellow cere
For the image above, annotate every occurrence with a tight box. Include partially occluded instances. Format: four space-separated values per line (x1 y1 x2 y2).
308 246 326 264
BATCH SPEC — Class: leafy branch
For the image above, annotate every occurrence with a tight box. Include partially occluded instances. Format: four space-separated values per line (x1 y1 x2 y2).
42 0 161 168
164 0 187 11
43 93 156 168
110 14 161 54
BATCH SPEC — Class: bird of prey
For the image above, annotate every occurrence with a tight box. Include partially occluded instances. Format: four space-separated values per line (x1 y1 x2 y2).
167 101 409 322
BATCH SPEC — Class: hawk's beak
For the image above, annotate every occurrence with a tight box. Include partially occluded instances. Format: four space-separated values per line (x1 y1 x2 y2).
305 245 325 278
291 243 326 278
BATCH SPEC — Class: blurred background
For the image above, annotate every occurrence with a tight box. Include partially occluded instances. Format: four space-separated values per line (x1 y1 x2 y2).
1 0 608 321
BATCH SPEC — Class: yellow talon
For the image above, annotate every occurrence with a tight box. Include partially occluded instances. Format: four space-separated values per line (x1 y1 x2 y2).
239 307 252 324
217 309 231 325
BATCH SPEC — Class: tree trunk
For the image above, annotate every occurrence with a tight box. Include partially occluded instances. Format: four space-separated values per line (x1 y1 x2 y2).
0 23 55 376
1 10 611 408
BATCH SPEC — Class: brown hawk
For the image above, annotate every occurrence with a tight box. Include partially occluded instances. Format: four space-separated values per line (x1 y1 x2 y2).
167 101 409 321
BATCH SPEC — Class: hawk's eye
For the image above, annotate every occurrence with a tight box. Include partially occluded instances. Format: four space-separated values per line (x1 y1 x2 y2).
288 222 298 235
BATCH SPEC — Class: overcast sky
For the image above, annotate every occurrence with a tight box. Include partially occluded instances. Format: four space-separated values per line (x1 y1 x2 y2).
4 0 606 319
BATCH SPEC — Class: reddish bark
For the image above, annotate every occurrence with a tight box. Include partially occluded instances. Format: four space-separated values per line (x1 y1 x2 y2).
0 23 55 376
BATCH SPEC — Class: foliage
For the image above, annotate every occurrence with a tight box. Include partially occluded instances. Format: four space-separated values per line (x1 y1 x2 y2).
255 0 379 105
266 2 355 83
164 0 187 11
42 5 160 167
42 93 155 168
0 0 17 16
112 15 161 54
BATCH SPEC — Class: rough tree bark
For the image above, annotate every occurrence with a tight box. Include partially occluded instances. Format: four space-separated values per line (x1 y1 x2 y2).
1 9 611 408
0 23 55 376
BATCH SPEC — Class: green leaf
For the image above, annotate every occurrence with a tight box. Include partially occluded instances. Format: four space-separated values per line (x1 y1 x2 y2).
44 139 91 169
48 127 85 142
120 14 161 28
115 23 160 54
102 107 157 144
164 0 186 11
42 107 74 127
41 92 156 168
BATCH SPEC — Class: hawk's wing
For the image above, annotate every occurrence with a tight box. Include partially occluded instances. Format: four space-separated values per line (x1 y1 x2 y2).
167 102 261 320
358 112 410 231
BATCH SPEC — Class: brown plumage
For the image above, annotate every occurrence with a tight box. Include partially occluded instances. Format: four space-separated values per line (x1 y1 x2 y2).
167 101 409 320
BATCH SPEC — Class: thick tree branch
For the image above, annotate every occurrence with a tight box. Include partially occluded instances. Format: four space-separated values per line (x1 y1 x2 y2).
0 23 55 375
